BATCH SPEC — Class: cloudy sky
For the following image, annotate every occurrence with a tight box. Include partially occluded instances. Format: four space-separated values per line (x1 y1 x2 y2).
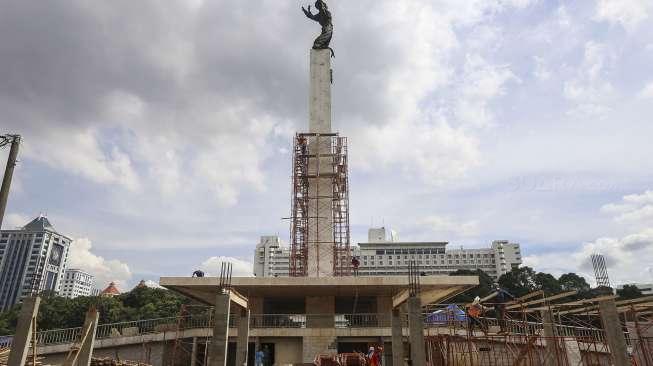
1 0 652 289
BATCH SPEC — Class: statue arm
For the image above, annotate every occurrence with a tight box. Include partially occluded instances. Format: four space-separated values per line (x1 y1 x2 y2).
302 5 319 21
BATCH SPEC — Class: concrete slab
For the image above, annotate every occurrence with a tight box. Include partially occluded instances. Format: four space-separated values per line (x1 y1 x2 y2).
160 276 478 305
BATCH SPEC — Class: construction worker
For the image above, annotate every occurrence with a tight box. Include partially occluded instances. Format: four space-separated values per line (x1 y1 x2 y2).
351 257 360 276
466 296 489 334
494 284 515 334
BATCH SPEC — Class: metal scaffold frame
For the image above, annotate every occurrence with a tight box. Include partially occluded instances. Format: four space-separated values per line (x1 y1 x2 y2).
289 133 351 277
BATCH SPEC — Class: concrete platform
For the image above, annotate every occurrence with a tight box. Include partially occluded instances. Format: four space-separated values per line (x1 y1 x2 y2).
159 275 478 306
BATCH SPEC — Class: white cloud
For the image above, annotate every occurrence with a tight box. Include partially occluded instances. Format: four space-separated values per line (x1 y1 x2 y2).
601 190 653 225
455 55 517 128
638 82 653 99
22 129 140 192
527 191 653 285
418 215 479 238
594 0 652 31
199 256 254 277
2 213 31 230
533 56 552 81
67 238 132 290
563 41 615 118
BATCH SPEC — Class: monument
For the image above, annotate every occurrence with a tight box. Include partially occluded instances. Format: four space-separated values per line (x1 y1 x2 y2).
290 0 351 278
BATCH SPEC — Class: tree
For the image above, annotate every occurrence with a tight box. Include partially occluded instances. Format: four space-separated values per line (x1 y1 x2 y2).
498 266 537 297
617 285 643 300
449 269 495 303
534 272 562 295
558 272 591 299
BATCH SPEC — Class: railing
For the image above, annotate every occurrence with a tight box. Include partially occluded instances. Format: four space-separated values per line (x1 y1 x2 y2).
4 312 609 348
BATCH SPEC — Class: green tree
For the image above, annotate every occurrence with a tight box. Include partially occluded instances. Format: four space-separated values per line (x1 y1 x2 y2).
534 272 562 295
449 269 495 303
558 273 591 299
617 285 643 300
498 266 537 297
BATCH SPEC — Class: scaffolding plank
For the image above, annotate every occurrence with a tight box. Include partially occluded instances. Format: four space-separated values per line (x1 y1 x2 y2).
505 290 578 310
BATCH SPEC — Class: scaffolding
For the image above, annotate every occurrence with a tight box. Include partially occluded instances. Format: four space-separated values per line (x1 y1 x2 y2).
289 133 351 277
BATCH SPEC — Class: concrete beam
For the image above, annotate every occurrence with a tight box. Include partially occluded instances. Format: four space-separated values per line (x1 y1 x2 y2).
393 289 410 309
8 296 40 366
419 286 466 307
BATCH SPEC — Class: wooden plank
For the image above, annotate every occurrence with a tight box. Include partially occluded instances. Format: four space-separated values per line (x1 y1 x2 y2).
557 296 617 315
501 290 544 306
229 289 248 309
480 292 498 302
615 295 653 306
506 290 578 310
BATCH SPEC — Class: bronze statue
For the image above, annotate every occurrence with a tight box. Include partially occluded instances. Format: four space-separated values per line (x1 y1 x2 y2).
302 0 334 55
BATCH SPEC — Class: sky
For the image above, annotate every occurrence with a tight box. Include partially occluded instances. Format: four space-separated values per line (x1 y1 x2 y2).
1 0 652 290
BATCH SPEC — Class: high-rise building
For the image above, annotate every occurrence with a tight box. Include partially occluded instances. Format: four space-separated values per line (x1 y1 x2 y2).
0 215 71 310
253 236 290 277
60 268 94 298
253 228 522 280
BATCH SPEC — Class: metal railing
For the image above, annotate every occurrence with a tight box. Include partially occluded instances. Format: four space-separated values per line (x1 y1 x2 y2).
5 312 610 348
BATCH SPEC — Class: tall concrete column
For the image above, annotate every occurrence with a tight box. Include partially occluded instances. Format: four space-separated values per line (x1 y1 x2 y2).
307 49 334 278
0 136 20 230
8 296 40 366
391 308 404 366
209 293 231 366
76 307 99 366
407 297 425 366
599 299 629 366
235 308 250 366
309 49 331 133
191 337 198 366
540 309 557 366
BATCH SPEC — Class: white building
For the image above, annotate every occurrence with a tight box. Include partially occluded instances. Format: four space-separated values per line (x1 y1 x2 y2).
253 236 290 277
60 269 95 298
0 216 71 311
252 228 522 280
615 283 653 296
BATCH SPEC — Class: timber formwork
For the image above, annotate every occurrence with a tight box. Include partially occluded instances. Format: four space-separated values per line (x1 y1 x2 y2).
289 133 351 277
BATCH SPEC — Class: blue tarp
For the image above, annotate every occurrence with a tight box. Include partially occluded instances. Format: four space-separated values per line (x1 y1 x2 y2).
426 304 467 324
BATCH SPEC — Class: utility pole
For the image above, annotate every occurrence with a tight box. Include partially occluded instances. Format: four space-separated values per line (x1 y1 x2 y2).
0 134 21 230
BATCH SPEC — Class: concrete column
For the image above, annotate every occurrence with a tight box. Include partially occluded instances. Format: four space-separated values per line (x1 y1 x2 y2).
391 308 404 366
307 48 334 278
235 308 250 366
209 293 231 366
191 337 198 366
599 298 629 366
407 297 425 366
8 296 40 366
309 49 331 133
306 296 335 327
540 309 558 366
77 307 99 366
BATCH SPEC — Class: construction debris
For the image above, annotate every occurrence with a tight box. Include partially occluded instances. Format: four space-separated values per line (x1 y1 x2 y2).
90 357 151 366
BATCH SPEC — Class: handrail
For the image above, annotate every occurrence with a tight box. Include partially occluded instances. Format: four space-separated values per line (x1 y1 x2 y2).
1 312 608 348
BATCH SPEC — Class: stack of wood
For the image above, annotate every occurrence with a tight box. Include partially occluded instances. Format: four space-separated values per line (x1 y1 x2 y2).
0 348 45 366
0 347 9 366
90 357 152 366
